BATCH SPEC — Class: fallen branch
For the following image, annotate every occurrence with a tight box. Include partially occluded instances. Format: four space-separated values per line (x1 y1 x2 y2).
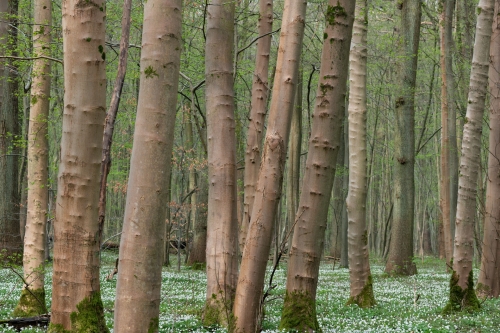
0 314 50 331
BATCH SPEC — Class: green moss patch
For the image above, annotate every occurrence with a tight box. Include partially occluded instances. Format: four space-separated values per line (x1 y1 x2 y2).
443 270 481 314
12 288 47 318
346 275 376 308
69 291 109 333
279 290 322 332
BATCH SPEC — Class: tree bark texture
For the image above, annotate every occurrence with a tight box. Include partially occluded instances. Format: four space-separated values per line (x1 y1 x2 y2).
346 0 375 308
204 0 239 327
0 0 22 263
279 1 355 331
49 0 108 331
13 0 52 317
445 0 494 313
98 0 132 245
385 0 421 276
240 0 273 254
113 1 182 332
439 0 456 265
478 0 500 299
233 1 307 332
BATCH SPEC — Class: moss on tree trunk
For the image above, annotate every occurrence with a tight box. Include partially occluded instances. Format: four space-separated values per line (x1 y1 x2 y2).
48 292 109 333
12 288 47 317
279 291 321 333
346 275 376 308
443 270 481 313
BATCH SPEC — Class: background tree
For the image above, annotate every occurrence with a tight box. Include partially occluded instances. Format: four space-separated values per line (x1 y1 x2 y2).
49 0 108 330
12 0 51 317
385 0 421 276
443 0 494 313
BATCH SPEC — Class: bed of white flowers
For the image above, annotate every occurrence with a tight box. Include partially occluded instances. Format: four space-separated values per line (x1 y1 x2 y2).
1 252 499 332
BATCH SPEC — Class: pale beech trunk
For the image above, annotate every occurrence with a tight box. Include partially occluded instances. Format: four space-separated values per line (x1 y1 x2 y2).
444 0 494 313
204 0 239 326
240 0 273 254
279 2 355 331
113 1 182 331
49 0 108 331
13 0 51 317
477 0 500 298
233 1 307 332
346 0 375 308
439 0 455 264
0 0 22 263
385 0 421 276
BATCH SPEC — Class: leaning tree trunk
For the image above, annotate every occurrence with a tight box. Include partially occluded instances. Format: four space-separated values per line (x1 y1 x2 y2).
113 1 182 332
48 0 108 331
443 0 494 313
477 0 500 299
240 0 273 254
279 1 355 331
233 1 307 332
203 0 239 327
0 0 22 264
385 0 421 276
12 0 52 318
346 0 375 308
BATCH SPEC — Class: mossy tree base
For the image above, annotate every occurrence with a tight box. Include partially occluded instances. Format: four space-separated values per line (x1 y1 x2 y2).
48 292 109 333
443 270 481 314
12 288 47 318
346 275 376 308
279 290 321 333
203 294 234 330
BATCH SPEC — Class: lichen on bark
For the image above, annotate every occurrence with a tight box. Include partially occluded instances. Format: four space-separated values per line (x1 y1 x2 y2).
12 288 47 318
279 290 322 333
346 275 376 308
443 270 481 314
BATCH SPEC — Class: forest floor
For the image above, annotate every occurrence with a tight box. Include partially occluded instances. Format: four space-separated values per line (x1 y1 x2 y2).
1 252 499 332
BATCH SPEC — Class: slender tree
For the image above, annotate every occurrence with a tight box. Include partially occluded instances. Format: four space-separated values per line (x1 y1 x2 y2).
0 0 22 264
385 0 421 276
98 0 133 245
240 0 273 253
113 0 183 331
49 0 108 331
477 0 500 299
203 0 239 326
443 0 494 313
12 0 51 317
346 0 375 308
279 1 355 331
233 1 307 331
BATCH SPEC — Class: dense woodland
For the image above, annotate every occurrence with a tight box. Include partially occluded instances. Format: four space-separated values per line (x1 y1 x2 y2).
0 0 499 332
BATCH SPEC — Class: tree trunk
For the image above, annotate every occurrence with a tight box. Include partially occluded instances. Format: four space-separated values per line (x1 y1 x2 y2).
385 0 421 276
346 0 375 308
49 0 108 331
13 0 51 317
188 179 207 268
329 124 345 259
97 0 132 246
279 1 355 331
444 0 494 313
439 0 456 265
0 0 22 264
233 1 307 332
113 1 182 331
203 0 239 327
240 0 273 254
477 0 500 298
